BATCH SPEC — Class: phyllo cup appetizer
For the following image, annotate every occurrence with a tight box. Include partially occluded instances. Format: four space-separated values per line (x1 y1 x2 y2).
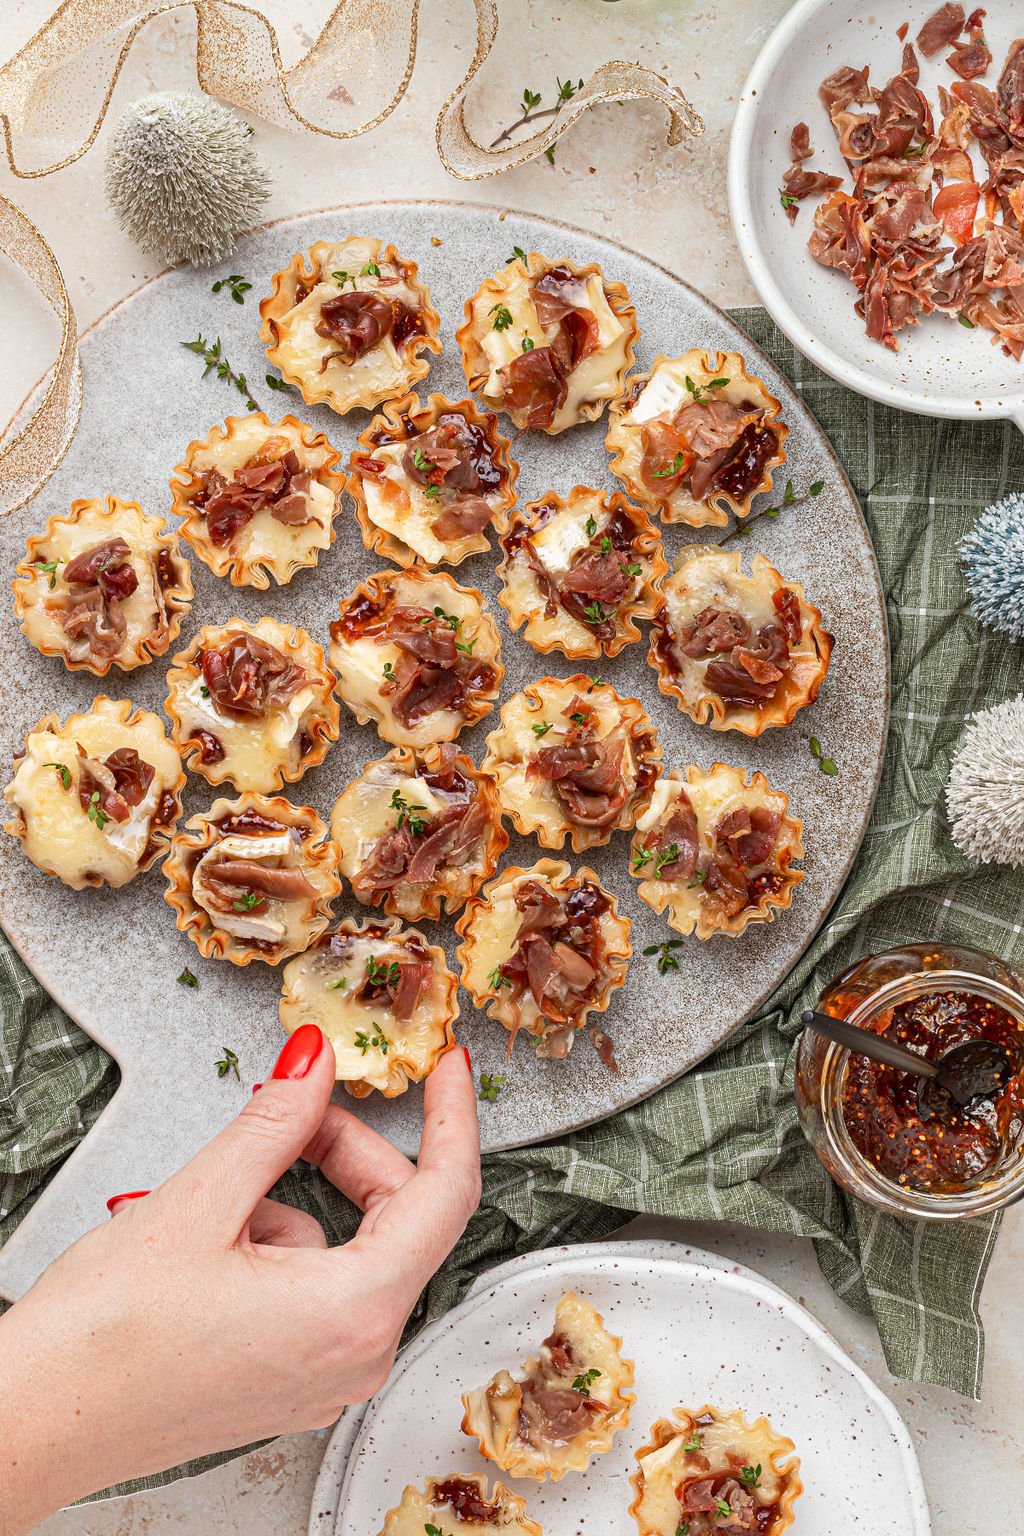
14 495 192 675
650 547 832 735
279 917 458 1097
630 765 804 939
456 859 630 1062
481 676 660 852
461 1290 635 1481
331 743 507 922
629 1405 802 1536
348 392 518 568
380 1475 540 1536
165 617 339 793
606 349 788 528
329 568 503 749
497 487 666 659
169 412 344 587
164 793 340 966
3 697 183 890
457 252 637 433
259 236 441 415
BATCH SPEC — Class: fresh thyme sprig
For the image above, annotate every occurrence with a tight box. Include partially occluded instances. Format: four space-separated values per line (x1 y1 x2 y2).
210 273 251 304
33 559 62 589
479 1072 506 1102
354 1028 392 1056
390 788 428 835
571 1367 602 1393
232 891 264 912
489 967 512 991
684 373 729 404
488 75 585 164
643 939 685 975
181 334 260 412
809 735 839 776
366 956 401 988
43 761 71 790
721 477 825 544
216 1046 240 1080
177 966 199 990
265 372 295 394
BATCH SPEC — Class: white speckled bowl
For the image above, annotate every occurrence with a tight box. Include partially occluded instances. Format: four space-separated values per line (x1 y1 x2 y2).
0 202 887 1300
729 0 1024 427
310 1240 932 1536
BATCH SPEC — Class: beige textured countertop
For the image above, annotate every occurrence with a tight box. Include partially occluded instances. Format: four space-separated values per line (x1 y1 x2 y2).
1 2 1020 1532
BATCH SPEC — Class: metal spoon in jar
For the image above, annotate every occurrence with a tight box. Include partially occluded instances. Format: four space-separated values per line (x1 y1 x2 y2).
800 1009 1016 1120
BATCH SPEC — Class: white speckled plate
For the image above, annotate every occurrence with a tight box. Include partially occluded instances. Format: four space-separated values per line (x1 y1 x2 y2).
729 0 1024 426
0 202 887 1300
310 1240 932 1536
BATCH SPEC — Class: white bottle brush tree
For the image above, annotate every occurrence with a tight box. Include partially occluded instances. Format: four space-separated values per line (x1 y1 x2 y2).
105 91 270 266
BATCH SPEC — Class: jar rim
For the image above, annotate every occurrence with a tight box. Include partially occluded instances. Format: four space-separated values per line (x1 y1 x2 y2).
818 968 1024 1219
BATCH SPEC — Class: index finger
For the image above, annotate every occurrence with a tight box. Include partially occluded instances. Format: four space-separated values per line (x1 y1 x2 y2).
354 1046 481 1295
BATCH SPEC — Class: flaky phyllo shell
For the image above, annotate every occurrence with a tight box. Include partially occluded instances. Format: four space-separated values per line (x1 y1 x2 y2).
14 496 193 676
631 765 804 940
348 391 519 568
461 1290 635 1482
629 1405 802 1536
606 349 788 529
329 567 504 749
279 916 458 1097
650 546 833 736
331 744 508 922
164 793 339 967
169 412 344 588
456 252 638 434
481 675 661 852
3 697 184 891
259 237 442 415
380 1474 542 1536
497 485 667 659
165 616 340 793
455 859 631 1060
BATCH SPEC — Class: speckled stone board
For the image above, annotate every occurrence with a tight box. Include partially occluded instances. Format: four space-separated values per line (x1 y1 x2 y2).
0 203 888 1298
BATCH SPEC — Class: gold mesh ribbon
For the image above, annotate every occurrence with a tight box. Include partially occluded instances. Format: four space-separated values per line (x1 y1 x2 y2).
0 0 703 511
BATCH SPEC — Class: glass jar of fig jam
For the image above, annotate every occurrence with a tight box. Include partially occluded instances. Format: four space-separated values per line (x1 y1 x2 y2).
795 943 1024 1219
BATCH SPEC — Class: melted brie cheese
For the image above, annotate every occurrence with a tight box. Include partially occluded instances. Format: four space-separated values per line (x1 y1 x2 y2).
192 829 309 947
633 1408 797 1536
4 703 180 889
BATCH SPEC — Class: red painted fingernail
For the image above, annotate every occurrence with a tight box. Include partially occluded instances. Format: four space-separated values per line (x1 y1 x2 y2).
250 1082 263 1095
106 1189 149 1214
272 1024 324 1081
462 1046 472 1073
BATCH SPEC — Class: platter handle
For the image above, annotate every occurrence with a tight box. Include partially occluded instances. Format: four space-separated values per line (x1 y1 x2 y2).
0 1071 166 1301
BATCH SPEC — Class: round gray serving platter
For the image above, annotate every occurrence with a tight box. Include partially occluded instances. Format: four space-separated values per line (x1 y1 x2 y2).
0 202 888 1300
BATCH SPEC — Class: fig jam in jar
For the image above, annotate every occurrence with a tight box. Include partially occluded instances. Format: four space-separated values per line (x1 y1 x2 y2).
795 943 1024 1219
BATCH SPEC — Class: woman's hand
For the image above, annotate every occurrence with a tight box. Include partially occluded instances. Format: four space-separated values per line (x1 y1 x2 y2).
0 1026 480 1534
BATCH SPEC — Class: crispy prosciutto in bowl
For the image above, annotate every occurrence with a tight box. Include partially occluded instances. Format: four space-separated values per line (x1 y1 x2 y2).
605 350 788 529
331 743 507 923
629 1405 802 1536
456 252 638 434
165 617 340 793
3 697 184 890
481 676 661 853
650 547 832 734
497 486 667 659
279 917 458 1097
380 1474 540 1536
329 568 503 749
348 392 519 568
164 793 340 967
169 413 344 588
461 1290 635 1482
259 237 441 416
14 496 192 675
455 858 631 1062
630 765 804 940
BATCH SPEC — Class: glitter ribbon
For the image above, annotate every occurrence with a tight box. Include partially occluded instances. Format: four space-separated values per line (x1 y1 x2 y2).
0 0 703 512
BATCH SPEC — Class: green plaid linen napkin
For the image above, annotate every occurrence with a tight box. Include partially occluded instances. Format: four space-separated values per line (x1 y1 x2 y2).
3 310 1023 1489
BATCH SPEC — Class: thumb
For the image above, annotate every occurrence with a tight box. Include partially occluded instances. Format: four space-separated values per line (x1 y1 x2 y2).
159 1024 336 1240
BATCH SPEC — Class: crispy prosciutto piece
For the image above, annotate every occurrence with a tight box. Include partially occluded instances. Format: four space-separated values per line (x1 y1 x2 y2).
201 632 309 718
716 806 782 869
704 622 791 708
531 265 601 372
77 746 155 826
532 704 629 830
639 418 696 490
519 1385 604 1449
195 447 315 544
63 537 138 600
497 346 568 430
195 858 317 904
917 3 965 58
50 537 141 662
352 796 489 900
638 796 700 882
493 877 611 1043
934 179 981 244
315 290 394 361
